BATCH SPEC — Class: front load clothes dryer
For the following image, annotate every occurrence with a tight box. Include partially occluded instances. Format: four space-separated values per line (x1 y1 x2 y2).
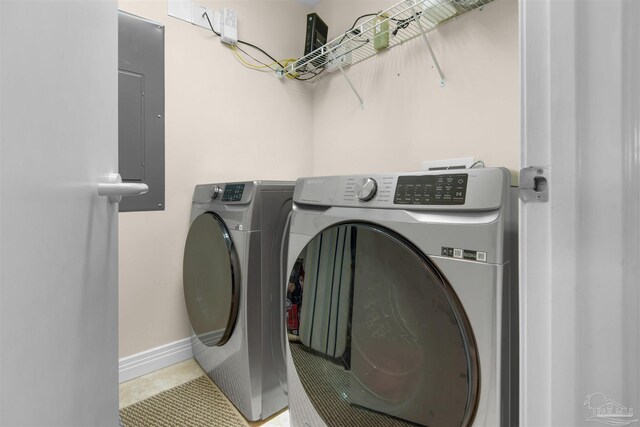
183 181 294 421
285 168 518 427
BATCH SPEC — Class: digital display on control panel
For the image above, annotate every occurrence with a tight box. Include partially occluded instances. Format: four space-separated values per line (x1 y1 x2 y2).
222 184 245 202
393 174 468 205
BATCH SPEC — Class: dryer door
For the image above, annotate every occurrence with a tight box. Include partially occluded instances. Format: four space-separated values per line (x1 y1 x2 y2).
183 212 240 347
287 223 479 427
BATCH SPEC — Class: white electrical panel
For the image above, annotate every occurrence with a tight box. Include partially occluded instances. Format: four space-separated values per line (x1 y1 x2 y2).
168 0 192 23
220 8 238 44
167 2 236 42
190 4 214 30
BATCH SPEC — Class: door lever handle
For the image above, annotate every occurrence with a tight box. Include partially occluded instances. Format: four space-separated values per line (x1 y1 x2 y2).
98 173 148 203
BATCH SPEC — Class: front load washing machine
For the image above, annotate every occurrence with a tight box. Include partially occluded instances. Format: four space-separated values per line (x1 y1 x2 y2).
285 168 518 427
183 181 294 421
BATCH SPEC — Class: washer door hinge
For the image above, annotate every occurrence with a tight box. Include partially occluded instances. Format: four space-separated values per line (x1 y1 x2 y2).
519 166 549 202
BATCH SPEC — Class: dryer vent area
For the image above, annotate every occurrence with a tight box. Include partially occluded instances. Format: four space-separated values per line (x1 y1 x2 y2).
285 223 479 427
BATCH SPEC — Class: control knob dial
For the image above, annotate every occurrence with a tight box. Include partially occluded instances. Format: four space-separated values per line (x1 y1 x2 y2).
355 178 378 202
211 185 222 200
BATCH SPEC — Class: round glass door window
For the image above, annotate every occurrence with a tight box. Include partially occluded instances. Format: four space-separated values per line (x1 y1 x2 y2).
286 223 479 427
183 212 240 347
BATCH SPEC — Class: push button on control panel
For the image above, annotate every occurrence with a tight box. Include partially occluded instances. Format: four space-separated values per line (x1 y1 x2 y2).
394 174 468 205
222 184 245 202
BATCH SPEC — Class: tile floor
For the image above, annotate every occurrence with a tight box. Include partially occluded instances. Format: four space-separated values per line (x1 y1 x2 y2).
119 359 290 426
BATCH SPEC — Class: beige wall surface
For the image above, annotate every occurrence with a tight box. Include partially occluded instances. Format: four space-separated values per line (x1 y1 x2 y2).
118 0 519 358
311 0 519 179
117 0 313 358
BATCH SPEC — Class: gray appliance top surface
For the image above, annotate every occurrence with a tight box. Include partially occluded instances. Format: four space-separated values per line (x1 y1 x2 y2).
293 168 510 212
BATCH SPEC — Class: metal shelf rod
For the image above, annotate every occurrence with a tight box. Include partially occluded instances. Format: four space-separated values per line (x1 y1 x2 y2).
331 51 364 109
409 0 446 87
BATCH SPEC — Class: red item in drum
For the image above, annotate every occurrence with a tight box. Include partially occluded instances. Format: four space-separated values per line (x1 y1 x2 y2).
288 303 299 335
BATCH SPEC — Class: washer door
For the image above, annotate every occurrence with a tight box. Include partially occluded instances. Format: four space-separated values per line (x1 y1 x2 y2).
287 223 479 427
183 212 240 347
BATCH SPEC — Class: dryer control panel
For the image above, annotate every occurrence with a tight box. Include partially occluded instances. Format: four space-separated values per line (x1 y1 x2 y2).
222 183 245 202
192 182 254 205
393 174 468 205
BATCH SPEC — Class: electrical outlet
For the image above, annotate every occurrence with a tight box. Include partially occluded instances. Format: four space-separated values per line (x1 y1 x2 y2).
191 4 216 32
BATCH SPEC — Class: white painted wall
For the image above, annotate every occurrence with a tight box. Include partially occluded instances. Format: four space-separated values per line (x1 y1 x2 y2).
311 0 519 177
117 0 314 358
117 0 519 363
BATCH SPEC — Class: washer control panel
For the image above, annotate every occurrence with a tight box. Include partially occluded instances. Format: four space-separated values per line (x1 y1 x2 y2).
222 183 245 202
393 174 468 205
294 168 508 211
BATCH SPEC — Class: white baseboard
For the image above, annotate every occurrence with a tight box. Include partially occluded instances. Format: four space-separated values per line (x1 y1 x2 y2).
119 337 194 383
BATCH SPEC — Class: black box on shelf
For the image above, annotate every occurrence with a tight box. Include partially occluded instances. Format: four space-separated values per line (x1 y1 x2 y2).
304 13 328 67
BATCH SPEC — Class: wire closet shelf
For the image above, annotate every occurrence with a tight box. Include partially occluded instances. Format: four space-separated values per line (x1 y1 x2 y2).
285 0 495 81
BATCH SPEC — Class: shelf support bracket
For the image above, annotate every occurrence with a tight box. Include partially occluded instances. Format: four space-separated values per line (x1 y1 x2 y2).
410 0 446 87
331 52 365 110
